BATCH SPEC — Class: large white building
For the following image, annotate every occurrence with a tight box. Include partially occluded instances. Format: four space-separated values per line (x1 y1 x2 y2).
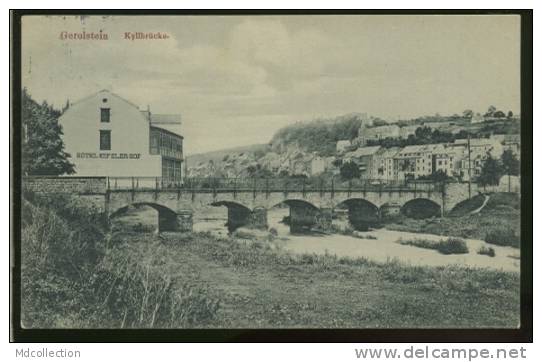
58 90 184 183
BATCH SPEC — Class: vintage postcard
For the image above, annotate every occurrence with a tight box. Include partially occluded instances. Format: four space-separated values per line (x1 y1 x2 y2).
11 11 531 340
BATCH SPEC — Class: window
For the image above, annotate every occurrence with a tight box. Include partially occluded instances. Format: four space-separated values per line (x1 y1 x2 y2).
101 108 110 122
150 133 159 154
100 130 111 150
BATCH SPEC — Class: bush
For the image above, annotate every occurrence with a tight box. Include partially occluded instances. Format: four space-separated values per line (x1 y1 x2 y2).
485 228 520 248
478 246 496 257
437 237 469 255
399 237 469 255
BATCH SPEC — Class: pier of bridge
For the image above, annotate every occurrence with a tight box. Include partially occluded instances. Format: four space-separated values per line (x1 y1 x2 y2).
22 176 480 233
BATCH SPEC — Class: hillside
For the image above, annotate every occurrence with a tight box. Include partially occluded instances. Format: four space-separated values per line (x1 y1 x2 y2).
186 144 270 168
269 113 366 156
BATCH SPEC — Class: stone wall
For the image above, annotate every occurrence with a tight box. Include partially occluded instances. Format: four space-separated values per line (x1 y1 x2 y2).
22 176 107 195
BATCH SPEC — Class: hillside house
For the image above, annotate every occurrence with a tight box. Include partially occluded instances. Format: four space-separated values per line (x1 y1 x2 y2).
343 146 381 179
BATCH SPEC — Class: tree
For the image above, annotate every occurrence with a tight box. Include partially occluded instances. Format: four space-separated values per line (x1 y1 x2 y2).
493 110 506 118
501 149 520 192
507 110 514 119
418 170 452 183
462 109 474 118
414 126 433 144
22 88 75 175
477 155 501 187
485 105 497 117
340 161 360 180
372 118 388 127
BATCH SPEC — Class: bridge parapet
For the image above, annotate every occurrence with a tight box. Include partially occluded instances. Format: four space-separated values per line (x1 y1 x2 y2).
106 176 443 194
23 176 107 195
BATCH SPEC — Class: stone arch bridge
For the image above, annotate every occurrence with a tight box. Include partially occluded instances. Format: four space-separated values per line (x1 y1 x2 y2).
23 176 478 233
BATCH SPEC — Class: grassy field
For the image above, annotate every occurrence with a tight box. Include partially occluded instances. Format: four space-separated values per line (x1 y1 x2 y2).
108 230 520 328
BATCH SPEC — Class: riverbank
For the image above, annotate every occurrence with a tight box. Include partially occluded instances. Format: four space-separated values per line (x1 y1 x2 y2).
141 230 519 328
384 192 521 244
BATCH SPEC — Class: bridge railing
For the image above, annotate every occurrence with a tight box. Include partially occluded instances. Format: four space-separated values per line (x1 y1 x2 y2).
106 177 443 193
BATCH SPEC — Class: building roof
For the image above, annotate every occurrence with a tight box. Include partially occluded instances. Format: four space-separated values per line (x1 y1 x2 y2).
454 138 500 147
149 114 182 124
336 140 352 150
378 147 401 158
344 146 381 159
396 144 431 157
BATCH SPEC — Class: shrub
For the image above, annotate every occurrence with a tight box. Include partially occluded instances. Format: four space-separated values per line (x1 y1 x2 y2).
478 246 496 257
438 237 469 255
485 228 520 248
399 237 469 255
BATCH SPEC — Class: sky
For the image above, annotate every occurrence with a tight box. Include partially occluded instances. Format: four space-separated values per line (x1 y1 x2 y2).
21 15 520 155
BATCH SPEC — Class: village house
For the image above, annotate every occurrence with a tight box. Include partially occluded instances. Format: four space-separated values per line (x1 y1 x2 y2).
398 125 418 139
372 147 401 182
310 156 326 175
336 140 353 153
393 145 433 181
430 144 456 176
453 138 504 158
343 146 381 179
490 134 521 156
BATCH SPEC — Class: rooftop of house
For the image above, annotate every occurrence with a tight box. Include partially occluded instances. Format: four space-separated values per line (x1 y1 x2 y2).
377 146 401 158
396 144 432 156
140 111 182 124
344 146 381 158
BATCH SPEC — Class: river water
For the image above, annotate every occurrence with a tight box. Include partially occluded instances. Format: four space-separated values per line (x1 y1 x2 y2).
116 206 520 272
193 207 520 272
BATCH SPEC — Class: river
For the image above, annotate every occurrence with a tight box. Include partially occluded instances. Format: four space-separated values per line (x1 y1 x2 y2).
116 206 520 272
194 207 520 272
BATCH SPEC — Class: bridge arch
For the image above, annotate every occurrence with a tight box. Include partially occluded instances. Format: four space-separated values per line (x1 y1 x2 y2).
210 200 255 233
271 199 321 233
110 202 179 232
401 198 442 219
336 198 380 231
